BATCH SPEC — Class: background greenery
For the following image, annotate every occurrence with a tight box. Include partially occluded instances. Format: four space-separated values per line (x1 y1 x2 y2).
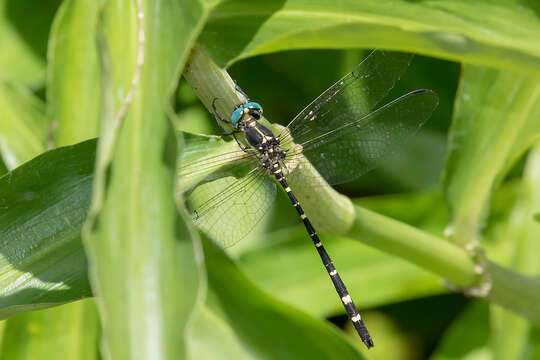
0 0 539 359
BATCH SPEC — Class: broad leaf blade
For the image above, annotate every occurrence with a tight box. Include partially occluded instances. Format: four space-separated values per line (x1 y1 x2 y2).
189 238 366 360
430 301 491 360
0 82 48 170
241 231 444 316
0 299 100 360
0 140 95 319
443 66 540 246
200 0 540 74
0 0 61 87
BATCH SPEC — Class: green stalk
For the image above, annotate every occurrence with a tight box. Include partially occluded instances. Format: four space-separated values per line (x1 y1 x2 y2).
347 205 477 287
183 43 243 119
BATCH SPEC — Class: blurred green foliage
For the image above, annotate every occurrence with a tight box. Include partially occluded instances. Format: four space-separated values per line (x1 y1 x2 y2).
0 0 539 359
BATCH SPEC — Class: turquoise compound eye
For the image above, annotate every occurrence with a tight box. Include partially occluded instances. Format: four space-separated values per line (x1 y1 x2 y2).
245 102 263 113
230 106 244 125
230 102 263 125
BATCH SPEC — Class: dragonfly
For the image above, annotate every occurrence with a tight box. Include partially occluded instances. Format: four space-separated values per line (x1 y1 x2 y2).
181 50 439 349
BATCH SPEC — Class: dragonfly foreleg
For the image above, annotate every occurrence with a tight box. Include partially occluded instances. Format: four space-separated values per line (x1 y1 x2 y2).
234 81 250 103
212 98 232 131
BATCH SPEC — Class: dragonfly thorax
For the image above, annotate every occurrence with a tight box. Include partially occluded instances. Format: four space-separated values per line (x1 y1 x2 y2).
244 121 286 168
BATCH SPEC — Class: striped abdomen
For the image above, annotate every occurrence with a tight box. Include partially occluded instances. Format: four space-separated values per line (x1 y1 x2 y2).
271 162 373 348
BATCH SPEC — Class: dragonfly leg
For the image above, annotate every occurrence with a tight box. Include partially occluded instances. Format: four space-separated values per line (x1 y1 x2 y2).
219 129 249 152
212 98 232 132
234 81 250 103
233 133 249 152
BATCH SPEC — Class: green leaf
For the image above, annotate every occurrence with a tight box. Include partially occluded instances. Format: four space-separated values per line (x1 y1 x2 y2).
430 301 491 360
530 329 540 359
240 228 444 317
0 82 48 170
200 0 540 75
0 320 5 346
0 161 7 177
355 190 451 236
82 1 206 359
188 238 366 360
0 0 61 87
443 66 540 247
0 140 95 319
47 0 101 146
188 307 255 360
0 299 99 360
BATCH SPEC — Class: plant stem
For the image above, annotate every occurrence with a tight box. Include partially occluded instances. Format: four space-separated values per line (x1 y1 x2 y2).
347 205 478 287
183 43 242 117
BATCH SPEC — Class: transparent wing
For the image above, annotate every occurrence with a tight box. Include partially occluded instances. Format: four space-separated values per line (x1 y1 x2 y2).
188 166 276 248
179 134 257 192
282 50 414 144
180 148 256 186
282 90 439 185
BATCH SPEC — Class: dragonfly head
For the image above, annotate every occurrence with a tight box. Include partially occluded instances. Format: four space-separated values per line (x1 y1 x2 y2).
231 102 263 127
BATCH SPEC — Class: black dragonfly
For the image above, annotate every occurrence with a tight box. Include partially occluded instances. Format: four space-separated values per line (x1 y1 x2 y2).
181 50 439 349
